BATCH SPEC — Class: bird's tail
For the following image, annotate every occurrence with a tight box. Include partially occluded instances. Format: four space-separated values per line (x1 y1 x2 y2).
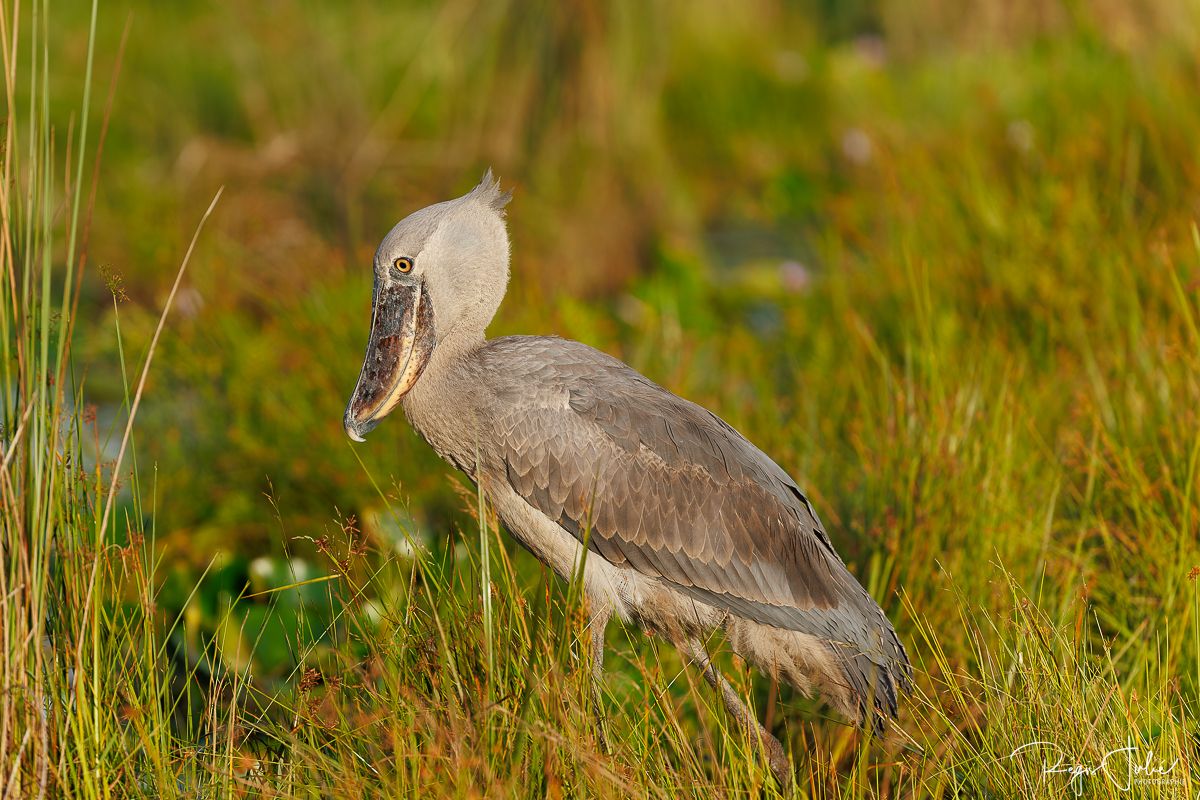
724 613 912 733
826 625 913 733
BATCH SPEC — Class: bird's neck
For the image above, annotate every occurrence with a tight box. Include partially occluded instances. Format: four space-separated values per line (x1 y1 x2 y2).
400 326 488 476
431 318 486 364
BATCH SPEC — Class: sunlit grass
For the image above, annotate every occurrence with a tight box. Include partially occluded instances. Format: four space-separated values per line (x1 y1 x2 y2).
3 0 1200 796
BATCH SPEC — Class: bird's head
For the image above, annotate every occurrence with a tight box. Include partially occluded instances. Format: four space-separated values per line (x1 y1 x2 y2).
343 171 512 441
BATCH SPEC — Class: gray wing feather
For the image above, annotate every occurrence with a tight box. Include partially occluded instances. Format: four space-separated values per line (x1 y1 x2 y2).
479 336 911 717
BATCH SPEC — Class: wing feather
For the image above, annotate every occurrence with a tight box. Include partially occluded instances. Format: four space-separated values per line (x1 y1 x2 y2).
479 337 911 699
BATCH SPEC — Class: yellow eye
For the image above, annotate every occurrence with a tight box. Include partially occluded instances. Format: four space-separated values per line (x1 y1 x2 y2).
393 256 414 274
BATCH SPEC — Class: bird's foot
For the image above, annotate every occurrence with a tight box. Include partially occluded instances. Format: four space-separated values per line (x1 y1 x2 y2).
593 714 611 755
762 732 793 792
591 682 611 754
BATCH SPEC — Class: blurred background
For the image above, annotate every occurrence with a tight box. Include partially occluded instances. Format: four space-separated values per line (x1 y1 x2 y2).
48 0 1200 758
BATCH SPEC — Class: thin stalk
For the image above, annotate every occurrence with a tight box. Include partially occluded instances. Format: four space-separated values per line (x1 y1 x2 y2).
478 453 494 684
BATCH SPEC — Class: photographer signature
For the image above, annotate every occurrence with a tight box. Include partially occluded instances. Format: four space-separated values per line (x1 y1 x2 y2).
1007 741 1180 796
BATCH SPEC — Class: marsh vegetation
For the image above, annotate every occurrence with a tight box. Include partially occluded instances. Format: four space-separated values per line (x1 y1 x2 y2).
2 1 1199 796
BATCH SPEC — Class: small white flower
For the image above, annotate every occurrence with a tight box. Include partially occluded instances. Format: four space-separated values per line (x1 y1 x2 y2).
779 260 812 293
842 128 873 165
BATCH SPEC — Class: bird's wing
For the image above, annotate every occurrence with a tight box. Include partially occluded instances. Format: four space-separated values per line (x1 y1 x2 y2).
482 338 910 714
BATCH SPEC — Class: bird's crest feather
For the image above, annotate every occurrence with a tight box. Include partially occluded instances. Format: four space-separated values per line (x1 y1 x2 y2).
468 168 513 216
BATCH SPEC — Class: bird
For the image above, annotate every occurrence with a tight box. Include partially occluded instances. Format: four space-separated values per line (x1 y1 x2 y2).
343 171 911 786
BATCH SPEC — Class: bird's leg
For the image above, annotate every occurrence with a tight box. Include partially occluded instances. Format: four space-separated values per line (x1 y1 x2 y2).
588 604 613 753
684 639 792 790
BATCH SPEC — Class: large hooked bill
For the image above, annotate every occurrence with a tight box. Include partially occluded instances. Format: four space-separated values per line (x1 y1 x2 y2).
343 280 435 441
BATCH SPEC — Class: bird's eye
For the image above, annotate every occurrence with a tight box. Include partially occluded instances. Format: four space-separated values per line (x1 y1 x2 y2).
392 256 414 275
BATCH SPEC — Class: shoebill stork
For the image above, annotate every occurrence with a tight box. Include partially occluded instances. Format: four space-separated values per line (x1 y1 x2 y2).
343 172 911 785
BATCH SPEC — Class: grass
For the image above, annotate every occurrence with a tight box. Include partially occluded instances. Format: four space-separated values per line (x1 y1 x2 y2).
3 0 1200 796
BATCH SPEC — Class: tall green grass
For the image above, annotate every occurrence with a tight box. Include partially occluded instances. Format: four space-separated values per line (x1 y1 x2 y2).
3 0 1200 797
1 0 105 793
